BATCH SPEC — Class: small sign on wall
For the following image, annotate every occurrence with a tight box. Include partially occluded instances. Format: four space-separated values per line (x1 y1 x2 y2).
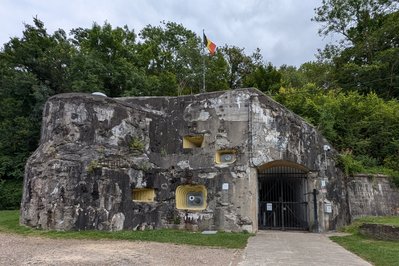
266 203 272 211
325 203 332 213
222 183 229 190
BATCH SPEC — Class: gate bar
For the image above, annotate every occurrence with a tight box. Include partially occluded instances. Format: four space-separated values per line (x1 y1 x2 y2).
313 188 318 232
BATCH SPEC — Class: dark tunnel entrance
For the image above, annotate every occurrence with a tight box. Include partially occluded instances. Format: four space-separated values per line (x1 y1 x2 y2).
258 162 309 230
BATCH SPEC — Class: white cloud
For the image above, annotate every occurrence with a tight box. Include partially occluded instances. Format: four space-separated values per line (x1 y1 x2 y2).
1 0 330 67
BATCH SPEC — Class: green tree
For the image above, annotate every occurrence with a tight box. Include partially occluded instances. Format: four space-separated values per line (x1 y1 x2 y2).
279 65 305 88
279 61 336 91
244 63 281 93
314 0 399 98
313 0 398 44
220 45 254 89
2 18 74 95
70 22 147 97
275 86 399 168
137 21 203 95
0 18 71 185
204 51 230 92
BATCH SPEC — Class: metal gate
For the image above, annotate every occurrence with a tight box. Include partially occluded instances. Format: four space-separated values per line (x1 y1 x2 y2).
258 166 309 230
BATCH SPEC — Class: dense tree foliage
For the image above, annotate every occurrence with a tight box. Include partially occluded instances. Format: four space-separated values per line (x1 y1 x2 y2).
70 22 141 97
1 3 399 209
276 86 399 172
136 21 203 95
313 0 399 98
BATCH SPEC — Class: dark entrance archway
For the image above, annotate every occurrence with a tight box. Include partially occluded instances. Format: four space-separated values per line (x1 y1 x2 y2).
258 161 309 230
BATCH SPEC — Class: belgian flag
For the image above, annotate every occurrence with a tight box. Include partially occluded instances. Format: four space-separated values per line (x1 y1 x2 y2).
203 33 216 55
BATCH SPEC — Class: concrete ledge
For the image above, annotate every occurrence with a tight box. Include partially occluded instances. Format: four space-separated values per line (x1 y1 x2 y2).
359 223 399 241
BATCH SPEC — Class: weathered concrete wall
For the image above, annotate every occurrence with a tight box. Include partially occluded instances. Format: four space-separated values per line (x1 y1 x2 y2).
21 88 350 232
348 174 399 218
122 90 256 232
21 91 257 232
20 94 159 230
250 93 350 230
359 223 399 241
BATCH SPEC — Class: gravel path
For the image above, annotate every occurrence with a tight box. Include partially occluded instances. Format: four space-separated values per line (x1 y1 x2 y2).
0 233 242 266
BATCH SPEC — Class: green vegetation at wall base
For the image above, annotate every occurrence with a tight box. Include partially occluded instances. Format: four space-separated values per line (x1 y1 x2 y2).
331 216 399 266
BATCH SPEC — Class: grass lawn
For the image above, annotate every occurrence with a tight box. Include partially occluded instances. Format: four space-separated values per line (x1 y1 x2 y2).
330 216 399 266
0 210 252 249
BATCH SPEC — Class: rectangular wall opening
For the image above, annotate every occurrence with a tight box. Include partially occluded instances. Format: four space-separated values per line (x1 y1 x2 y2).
132 188 155 202
176 185 207 210
215 149 237 164
183 135 204 148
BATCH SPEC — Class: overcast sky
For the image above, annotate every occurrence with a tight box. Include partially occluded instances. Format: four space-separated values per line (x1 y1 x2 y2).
1 0 336 67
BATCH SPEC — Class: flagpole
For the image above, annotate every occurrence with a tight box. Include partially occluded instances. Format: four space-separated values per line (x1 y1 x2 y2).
202 29 206 93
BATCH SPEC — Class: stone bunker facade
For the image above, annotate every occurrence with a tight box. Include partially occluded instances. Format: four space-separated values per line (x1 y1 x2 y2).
21 88 352 232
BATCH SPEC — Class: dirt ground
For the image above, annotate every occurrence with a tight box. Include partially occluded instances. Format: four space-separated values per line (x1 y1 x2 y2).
0 232 242 266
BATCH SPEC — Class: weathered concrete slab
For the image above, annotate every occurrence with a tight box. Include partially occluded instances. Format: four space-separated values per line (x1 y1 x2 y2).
20 88 350 232
239 231 371 266
348 174 399 217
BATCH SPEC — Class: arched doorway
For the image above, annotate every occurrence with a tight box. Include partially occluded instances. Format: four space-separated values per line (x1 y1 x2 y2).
258 161 309 230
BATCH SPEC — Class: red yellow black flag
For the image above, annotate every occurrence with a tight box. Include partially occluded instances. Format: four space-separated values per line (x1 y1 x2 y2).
203 33 216 55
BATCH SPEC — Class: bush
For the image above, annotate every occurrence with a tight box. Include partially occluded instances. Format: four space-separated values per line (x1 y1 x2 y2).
275 87 399 182
355 155 378 168
384 154 399 171
337 153 365 176
0 179 22 210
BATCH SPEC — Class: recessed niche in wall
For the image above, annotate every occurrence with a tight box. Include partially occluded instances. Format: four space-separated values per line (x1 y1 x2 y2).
215 149 237 164
183 135 204 148
132 188 155 202
176 185 207 210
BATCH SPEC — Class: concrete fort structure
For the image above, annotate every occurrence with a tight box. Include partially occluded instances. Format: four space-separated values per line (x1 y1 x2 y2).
21 88 353 232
